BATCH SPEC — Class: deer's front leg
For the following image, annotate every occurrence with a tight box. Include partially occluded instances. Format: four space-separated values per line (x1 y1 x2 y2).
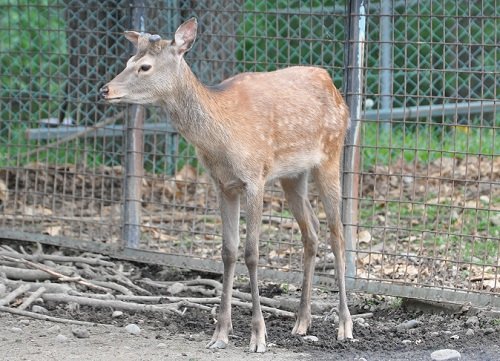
245 184 267 353
207 187 240 350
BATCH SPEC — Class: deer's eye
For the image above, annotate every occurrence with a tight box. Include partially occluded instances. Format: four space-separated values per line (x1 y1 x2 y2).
139 64 152 72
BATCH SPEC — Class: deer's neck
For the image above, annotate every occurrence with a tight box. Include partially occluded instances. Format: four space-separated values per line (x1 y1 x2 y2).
161 63 227 149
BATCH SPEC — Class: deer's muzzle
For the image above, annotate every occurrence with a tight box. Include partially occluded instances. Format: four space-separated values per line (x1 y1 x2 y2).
99 85 110 99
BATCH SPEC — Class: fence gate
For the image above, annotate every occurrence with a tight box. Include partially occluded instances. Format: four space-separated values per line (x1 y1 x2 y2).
0 1 498 308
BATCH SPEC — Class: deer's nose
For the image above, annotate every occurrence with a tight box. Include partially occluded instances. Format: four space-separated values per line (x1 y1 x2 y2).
100 85 109 98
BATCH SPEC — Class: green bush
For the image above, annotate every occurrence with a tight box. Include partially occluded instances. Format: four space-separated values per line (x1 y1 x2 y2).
0 0 67 124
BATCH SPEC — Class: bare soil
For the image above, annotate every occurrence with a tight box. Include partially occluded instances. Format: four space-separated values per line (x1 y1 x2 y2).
1 261 499 361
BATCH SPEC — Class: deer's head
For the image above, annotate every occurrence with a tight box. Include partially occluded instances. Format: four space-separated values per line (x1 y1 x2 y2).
100 18 198 105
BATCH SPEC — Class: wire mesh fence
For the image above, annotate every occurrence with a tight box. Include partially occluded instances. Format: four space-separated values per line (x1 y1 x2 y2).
353 0 499 305
0 0 498 307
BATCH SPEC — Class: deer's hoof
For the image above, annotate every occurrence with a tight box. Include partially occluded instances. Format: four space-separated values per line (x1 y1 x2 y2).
206 339 227 349
291 317 311 335
337 317 353 340
248 341 266 353
248 319 267 353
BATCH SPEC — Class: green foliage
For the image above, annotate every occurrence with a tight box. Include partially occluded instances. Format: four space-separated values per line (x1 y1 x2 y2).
361 122 498 170
235 0 346 85
0 0 67 123
366 1 498 120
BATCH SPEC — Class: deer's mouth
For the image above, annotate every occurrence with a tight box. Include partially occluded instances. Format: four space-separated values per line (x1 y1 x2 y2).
104 96 123 103
99 85 124 102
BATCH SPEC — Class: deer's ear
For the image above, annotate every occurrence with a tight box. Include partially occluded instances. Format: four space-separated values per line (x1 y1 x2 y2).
173 18 197 55
124 31 141 48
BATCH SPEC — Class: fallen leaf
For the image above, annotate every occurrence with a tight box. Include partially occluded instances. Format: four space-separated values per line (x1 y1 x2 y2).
43 226 62 236
357 230 372 244
175 164 197 183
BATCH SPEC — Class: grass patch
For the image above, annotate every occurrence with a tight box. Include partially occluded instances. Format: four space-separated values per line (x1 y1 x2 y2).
361 122 498 170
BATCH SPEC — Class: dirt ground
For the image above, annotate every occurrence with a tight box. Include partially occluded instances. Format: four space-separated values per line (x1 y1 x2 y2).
1 264 499 361
1 301 499 361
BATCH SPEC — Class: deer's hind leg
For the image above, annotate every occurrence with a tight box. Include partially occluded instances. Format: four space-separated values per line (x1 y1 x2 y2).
281 172 320 335
312 156 353 341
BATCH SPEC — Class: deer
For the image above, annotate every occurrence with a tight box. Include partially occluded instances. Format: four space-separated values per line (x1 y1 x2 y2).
100 17 353 353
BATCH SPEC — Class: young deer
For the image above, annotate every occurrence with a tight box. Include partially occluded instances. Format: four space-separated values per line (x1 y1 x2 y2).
101 18 353 352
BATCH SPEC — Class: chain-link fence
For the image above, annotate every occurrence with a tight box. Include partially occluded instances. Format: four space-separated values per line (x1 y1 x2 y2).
0 0 498 308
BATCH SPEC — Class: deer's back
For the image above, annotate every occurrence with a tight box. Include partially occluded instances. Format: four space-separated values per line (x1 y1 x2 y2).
210 66 348 133
199 66 349 182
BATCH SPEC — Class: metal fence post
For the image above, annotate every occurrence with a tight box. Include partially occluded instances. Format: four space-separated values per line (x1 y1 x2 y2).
342 0 367 282
122 0 146 248
380 0 393 131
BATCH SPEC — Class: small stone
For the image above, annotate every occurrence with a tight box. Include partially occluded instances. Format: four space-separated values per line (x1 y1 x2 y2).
430 331 440 337
450 334 459 340
397 319 420 331
43 260 58 268
157 342 167 348
112 310 123 318
303 335 319 342
47 325 61 333
402 176 414 185
465 316 479 327
125 323 141 335
19 319 30 326
71 327 90 339
479 195 490 204
55 334 68 342
11 327 23 333
465 329 474 336
402 339 412 345
483 327 495 335
354 318 365 325
31 305 48 314
430 349 461 360
357 230 371 244
167 282 185 295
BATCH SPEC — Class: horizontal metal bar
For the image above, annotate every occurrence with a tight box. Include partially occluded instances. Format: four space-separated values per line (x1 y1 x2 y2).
26 122 176 141
0 229 120 254
26 100 497 142
363 100 499 122
347 278 500 309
